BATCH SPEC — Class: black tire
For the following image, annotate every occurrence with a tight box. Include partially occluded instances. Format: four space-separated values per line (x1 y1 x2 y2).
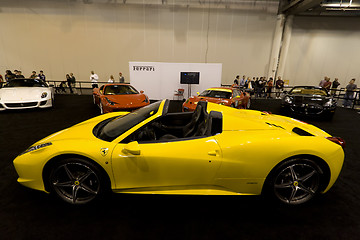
264 158 324 205
48 158 108 205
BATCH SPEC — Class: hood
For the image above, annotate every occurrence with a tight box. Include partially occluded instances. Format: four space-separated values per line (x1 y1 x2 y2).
0 87 50 101
104 94 147 106
39 112 128 144
206 102 330 137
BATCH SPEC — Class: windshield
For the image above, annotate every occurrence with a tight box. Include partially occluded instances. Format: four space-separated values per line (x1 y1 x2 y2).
97 101 162 142
104 85 139 95
290 87 328 96
199 90 232 99
4 79 48 88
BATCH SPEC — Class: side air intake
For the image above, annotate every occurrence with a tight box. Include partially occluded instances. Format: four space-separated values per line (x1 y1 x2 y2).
292 127 314 136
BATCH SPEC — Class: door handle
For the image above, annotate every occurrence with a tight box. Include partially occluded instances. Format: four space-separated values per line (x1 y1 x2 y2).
208 151 217 156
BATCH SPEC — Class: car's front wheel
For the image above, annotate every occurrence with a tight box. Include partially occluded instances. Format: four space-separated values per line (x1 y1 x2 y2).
265 158 324 205
48 158 107 204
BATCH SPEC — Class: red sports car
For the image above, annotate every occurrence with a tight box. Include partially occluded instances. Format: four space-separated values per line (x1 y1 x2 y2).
183 87 250 111
93 84 150 114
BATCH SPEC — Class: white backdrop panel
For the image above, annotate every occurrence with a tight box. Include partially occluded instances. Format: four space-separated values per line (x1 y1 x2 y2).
129 62 222 100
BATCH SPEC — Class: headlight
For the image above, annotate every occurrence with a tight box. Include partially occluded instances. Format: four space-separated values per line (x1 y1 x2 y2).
41 92 48 98
324 99 334 107
20 142 52 155
219 102 226 105
284 96 292 104
105 97 116 105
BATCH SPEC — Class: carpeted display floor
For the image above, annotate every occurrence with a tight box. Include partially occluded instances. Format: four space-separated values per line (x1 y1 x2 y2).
1 95 359 240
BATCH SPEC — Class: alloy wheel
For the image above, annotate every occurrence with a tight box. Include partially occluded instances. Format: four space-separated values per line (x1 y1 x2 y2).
273 162 321 205
50 162 101 204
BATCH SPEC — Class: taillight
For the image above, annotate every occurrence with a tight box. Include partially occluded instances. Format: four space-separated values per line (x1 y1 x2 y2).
326 137 345 148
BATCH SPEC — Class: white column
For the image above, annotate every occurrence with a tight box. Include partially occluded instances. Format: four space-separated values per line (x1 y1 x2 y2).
277 15 294 80
267 14 285 79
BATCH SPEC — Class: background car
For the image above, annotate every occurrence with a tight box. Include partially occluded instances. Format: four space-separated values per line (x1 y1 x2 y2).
13 100 345 205
0 78 54 111
281 86 337 117
182 87 250 111
92 83 149 114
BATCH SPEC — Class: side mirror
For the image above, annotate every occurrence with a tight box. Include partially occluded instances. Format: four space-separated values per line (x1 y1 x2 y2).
122 141 141 155
140 90 144 94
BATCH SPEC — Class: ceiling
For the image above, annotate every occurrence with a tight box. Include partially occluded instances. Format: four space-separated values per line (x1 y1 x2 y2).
4 0 360 16
280 0 360 16
80 0 360 16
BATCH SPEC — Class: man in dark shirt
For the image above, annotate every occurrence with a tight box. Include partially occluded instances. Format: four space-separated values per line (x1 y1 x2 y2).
343 78 357 108
275 76 284 99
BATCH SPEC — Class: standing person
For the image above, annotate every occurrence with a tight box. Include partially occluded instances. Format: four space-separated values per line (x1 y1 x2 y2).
108 75 115 83
231 79 239 88
30 71 37 79
38 70 46 82
343 78 357 108
66 74 73 94
119 72 125 83
0 73 3 87
331 78 340 96
5 70 15 82
239 75 246 88
319 76 327 88
69 73 77 94
90 71 99 88
323 77 331 91
275 76 284 99
266 77 274 98
16 70 25 78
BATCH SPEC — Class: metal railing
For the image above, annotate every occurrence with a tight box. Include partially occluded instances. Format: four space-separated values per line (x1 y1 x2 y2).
47 80 127 95
221 84 360 109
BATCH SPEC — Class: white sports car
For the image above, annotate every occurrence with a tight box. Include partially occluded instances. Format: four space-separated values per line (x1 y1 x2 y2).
0 78 54 111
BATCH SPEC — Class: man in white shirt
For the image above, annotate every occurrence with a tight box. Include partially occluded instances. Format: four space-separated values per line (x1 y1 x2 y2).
90 71 99 88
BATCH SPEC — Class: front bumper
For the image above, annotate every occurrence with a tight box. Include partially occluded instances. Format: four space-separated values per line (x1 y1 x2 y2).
0 98 53 111
281 103 336 115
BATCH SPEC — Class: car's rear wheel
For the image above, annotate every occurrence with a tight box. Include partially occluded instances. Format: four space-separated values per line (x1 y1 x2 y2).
48 158 107 204
265 158 323 205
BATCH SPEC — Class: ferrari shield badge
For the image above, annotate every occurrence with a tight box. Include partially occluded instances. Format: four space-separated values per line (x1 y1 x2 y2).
100 148 109 157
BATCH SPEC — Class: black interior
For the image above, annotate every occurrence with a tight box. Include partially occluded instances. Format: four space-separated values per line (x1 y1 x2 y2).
123 101 223 143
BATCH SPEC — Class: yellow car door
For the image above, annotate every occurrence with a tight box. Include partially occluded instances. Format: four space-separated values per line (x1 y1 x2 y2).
111 136 222 191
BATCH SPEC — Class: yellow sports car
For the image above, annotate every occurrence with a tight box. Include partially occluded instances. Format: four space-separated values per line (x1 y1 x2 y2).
13 99 345 205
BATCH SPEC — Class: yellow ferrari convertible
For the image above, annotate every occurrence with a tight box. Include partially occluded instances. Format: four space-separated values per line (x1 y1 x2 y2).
13 99 345 205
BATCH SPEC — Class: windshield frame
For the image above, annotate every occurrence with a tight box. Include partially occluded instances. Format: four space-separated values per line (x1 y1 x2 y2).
199 89 232 99
95 100 166 142
3 78 48 88
289 87 329 97
103 84 139 95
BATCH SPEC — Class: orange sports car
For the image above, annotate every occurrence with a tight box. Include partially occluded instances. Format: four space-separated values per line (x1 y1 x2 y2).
183 87 250 111
93 83 150 114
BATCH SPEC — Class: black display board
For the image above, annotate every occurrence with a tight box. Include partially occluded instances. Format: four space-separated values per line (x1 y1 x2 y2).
180 72 200 84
